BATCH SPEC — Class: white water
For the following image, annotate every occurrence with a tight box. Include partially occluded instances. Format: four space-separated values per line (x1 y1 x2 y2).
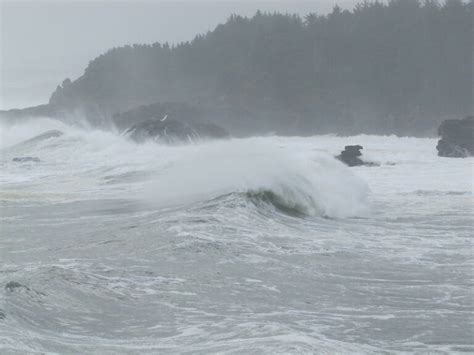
1 119 370 218
0 118 473 353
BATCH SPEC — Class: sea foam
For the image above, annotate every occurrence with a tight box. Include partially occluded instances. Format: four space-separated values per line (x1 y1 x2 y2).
143 138 370 218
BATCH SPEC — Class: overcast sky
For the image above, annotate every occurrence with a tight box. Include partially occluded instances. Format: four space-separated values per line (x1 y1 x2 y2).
0 0 358 109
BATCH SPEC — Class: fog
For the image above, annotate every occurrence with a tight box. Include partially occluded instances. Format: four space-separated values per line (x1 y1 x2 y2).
1 1 473 353
1 0 358 110
1 0 471 136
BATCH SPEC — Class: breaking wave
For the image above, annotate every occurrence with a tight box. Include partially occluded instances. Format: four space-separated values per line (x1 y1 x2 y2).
1 118 370 218
142 139 370 218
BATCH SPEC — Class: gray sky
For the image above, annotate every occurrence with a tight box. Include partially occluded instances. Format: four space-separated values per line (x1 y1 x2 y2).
0 0 358 109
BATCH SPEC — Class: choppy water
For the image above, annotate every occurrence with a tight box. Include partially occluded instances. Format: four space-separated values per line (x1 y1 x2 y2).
0 118 473 354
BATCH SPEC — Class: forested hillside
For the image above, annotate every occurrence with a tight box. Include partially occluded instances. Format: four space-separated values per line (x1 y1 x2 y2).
46 0 473 135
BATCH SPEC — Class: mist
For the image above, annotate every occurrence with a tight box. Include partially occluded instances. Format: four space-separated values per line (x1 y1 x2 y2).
1 1 473 353
1 0 472 137
1 0 358 110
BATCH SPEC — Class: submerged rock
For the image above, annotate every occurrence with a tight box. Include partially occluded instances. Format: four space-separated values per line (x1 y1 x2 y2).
124 118 229 144
12 157 41 163
336 145 378 167
436 116 474 158
113 102 205 130
0 310 5 320
5 281 29 292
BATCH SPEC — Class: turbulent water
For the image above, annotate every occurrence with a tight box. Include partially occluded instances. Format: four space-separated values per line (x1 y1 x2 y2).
0 118 472 354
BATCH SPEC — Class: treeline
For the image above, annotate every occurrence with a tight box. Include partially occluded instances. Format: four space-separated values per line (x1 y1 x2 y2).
50 0 473 135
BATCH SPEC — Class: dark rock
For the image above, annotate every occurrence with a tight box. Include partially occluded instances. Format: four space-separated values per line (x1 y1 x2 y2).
5 281 29 292
436 140 471 158
124 118 229 144
114 102 230 137
436 116 474 157
115 102 229 143
336 145 378 167
113 102 206 131
125 119 199 144
12 157 41 163
190 122 229 140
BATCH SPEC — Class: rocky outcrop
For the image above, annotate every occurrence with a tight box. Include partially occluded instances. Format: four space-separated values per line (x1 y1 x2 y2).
124 118 229 144
186 122 229 140
113 102 208 131
125 119 198 144
436 116 474 157
116 102 229 143
336 145 378 167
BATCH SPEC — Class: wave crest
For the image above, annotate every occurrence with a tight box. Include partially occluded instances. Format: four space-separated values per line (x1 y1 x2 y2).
143 139 370 218
246 189 316 217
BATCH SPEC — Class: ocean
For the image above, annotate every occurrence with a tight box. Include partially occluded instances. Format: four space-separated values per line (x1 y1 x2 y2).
0 118 472 353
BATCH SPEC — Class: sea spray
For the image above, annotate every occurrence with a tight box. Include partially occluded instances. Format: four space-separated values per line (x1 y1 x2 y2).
142 138 370 218
1 119 370 217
